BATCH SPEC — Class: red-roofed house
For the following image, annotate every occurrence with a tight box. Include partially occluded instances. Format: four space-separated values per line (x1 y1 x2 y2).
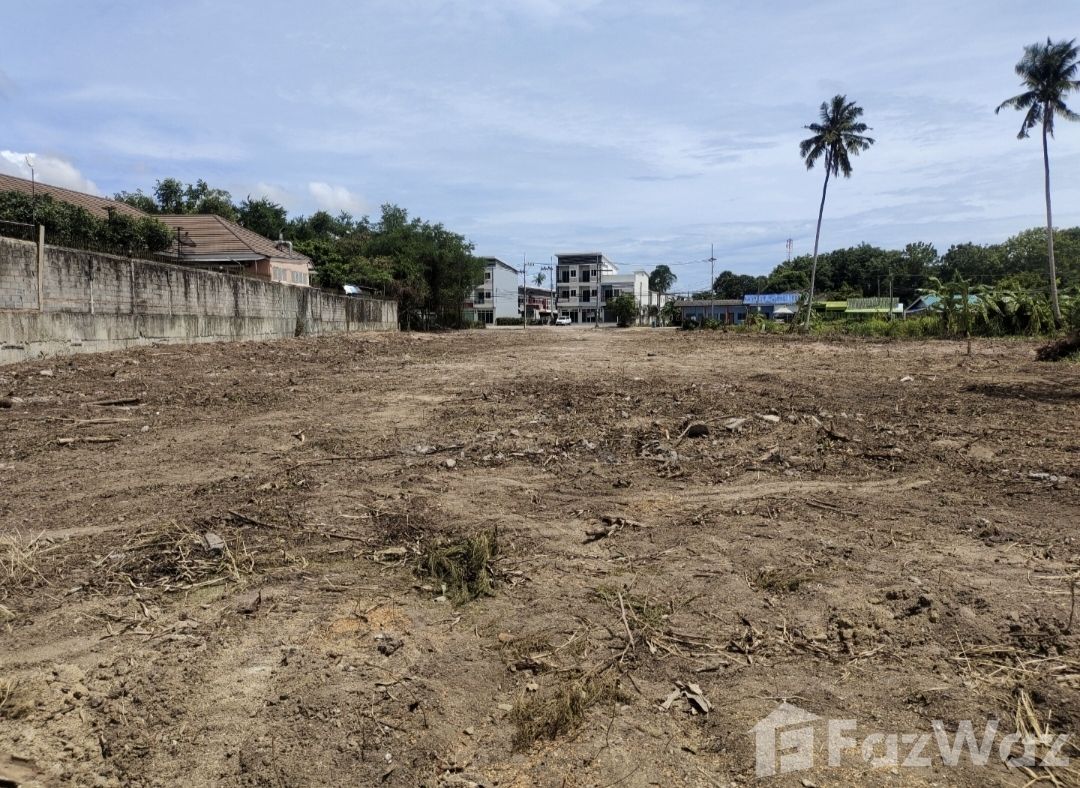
0 172 314 286
154 214 313 286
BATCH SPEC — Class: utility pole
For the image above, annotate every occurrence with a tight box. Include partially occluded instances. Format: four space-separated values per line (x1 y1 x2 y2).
522 254 529 331
541 263 553 324
888 272 894 322
596 255 602 328
708 243 716 322
25 156 36 227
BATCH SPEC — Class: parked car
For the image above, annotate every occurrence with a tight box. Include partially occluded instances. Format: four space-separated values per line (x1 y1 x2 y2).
555 315 572 326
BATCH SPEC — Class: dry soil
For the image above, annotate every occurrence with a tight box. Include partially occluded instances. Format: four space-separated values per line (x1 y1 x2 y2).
1 328 1079 787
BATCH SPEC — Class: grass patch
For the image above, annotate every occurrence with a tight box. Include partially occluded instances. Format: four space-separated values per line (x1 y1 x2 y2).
418 528 498 604
510 669 624 749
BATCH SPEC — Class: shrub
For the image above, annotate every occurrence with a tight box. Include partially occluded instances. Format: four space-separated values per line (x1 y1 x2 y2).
418 529 498 604
0 191 171 255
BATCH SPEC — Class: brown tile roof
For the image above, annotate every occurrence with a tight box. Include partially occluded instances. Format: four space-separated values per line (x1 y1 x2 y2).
0 172 148 220
155 214 311 265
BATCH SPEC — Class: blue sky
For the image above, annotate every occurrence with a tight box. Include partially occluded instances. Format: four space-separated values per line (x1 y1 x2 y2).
3 0 1079 290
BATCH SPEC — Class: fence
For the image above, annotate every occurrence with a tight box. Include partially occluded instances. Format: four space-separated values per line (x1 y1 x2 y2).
0 218 35 244
0 234 397 364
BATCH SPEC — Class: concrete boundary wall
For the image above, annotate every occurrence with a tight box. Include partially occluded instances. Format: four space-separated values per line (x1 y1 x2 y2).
0 237 397 364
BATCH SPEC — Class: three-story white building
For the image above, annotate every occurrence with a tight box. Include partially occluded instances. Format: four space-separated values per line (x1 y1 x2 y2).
465 257 520 325
555 252 662 324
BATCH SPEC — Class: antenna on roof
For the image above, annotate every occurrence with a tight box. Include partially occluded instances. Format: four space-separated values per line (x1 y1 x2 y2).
24 155 36 226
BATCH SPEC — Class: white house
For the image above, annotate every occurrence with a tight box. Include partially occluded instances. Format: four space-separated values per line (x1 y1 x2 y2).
465 257 519 325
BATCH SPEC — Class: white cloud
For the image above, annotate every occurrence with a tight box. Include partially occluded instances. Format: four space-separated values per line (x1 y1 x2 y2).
307 182 367 215
0 151 100 194
250 181 294 207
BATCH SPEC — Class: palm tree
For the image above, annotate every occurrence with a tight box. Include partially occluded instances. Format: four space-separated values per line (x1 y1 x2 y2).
648 264 677 323
648 264 676 296
799 95 875 328
996 38 1080 327
533 271 545 287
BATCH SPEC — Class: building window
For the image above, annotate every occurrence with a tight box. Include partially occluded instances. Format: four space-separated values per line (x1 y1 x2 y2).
570 269 577 279
485 271 491 280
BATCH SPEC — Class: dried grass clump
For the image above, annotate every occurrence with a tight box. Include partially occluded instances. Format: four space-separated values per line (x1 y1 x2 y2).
510 670 624 749
0 531 49 591
1009 688 1080 785
500 629 591 674
753 565 810 594
1036 334 1080 362
0 677 31 719
418 529 497 604
93 521 253 593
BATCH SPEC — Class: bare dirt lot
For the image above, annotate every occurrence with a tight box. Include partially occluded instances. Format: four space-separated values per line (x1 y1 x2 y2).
2 328 1079 787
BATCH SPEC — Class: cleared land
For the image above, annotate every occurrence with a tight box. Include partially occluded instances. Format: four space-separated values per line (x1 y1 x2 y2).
1 328 1079 787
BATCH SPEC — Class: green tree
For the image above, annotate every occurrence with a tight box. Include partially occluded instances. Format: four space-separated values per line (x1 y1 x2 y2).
533 271 545 287
607 293 638 327
996 37 1080 325
112 189 157 214
237 196 289 239
799 95 875 327
660 299 680 325
712 270 765 299
648 264 677 295
115 178 238 221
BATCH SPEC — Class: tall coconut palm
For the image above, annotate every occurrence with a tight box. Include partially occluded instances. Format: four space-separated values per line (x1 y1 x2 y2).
799 95 875 328
533 271 545 287
997 38 1080 327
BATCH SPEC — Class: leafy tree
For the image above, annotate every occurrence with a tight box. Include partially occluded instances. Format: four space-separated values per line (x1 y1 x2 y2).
939 242 1005 283
659 299 680 325
607 293 638 327
115 178 238 221
997 38 1080 325
237 196 289 239
533 271 545 287
112 190 157 214
799 95 875 327
648 264 677 295
712 270 765 299
765 265 810 293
